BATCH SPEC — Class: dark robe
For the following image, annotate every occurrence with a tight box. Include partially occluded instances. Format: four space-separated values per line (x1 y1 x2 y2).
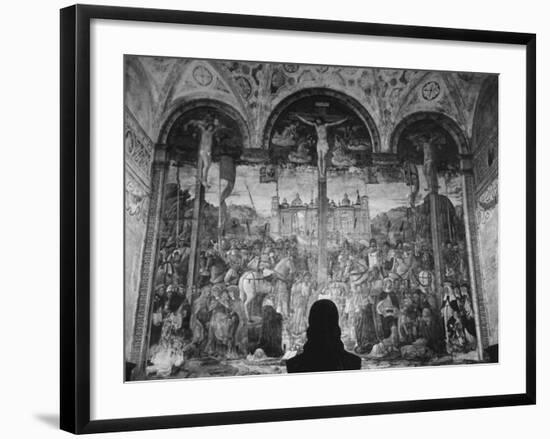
418 315 445 353
287 299 361 373
258 305 283 357
354 304 378 354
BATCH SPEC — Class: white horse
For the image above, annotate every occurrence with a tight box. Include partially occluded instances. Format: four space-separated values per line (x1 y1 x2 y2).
238 256 295 322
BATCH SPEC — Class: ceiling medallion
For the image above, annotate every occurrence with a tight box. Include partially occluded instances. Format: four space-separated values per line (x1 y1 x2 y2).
193 65 213 86
422 81 441 100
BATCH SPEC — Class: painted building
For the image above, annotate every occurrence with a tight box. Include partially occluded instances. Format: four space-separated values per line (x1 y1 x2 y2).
271 192 371 244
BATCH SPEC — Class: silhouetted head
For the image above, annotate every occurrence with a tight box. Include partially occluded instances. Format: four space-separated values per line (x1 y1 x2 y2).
308 299 339 330
303 299 344 355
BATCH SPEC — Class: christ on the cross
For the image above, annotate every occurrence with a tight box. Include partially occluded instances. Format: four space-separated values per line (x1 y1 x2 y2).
409 131 444 193
296 115 347 177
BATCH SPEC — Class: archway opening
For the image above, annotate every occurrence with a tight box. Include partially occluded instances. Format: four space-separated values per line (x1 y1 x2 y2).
391 112 480 357
397 119 460 174
147 101 249 359
267 93 374 168
263 87 380 155
262 90 378 288
158 102 247 256
392 113 465 246
166 106 245 165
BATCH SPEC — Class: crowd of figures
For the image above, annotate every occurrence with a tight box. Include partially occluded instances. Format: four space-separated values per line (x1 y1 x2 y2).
145 232 477 378
324 238 477 359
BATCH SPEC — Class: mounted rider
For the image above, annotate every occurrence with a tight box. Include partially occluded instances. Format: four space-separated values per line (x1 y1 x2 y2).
205 248 226 285
259 246 274 273
226 239 241 264
220 240 241 285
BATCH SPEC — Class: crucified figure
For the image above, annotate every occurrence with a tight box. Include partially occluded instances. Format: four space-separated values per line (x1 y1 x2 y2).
296 115 347 177
184 118 223 188
409 132 444 193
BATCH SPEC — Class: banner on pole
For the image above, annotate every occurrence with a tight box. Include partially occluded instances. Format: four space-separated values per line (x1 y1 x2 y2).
259 164 278 183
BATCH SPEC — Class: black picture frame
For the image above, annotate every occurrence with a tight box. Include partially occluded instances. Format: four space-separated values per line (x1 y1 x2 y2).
60 4 536 434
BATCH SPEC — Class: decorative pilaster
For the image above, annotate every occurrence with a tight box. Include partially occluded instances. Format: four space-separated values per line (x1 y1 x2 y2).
129 145 169 376
460 155 488 359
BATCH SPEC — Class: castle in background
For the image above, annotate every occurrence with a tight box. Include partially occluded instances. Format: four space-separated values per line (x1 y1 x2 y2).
270 191 371 245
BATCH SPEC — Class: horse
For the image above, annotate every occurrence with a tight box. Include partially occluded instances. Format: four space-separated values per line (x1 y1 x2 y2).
238 256 296 322
348 259 384 292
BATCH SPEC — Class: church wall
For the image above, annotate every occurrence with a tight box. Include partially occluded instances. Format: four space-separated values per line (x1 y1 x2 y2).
125 54 500 361
124 108 154 359
124 56 157 140
472 76 499 346
476 180 498 346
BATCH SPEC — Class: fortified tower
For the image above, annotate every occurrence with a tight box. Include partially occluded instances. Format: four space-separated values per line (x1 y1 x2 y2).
270 196 280 235
360 194 371 238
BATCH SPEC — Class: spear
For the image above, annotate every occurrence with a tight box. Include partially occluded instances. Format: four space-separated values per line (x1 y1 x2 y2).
244 181 257 213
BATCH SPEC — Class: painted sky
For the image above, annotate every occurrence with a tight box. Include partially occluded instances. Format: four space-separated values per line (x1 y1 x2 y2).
168 163 463 217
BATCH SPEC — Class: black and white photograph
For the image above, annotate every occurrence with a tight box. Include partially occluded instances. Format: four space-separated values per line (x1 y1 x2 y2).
0 0 543 436
124 56 500 380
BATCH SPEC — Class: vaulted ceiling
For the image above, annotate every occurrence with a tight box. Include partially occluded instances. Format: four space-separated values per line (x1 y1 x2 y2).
125 55 493 153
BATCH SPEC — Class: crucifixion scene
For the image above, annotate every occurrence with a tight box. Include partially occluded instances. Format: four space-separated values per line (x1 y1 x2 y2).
124 56 499 381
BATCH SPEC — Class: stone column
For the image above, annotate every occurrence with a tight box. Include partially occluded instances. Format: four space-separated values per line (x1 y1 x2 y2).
460 156 486 361
129 145 169 377
428 192 443 302
317 177 328 287
186 155 205 302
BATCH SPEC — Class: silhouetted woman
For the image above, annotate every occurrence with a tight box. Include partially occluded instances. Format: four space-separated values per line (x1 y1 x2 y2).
286 299 361 373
